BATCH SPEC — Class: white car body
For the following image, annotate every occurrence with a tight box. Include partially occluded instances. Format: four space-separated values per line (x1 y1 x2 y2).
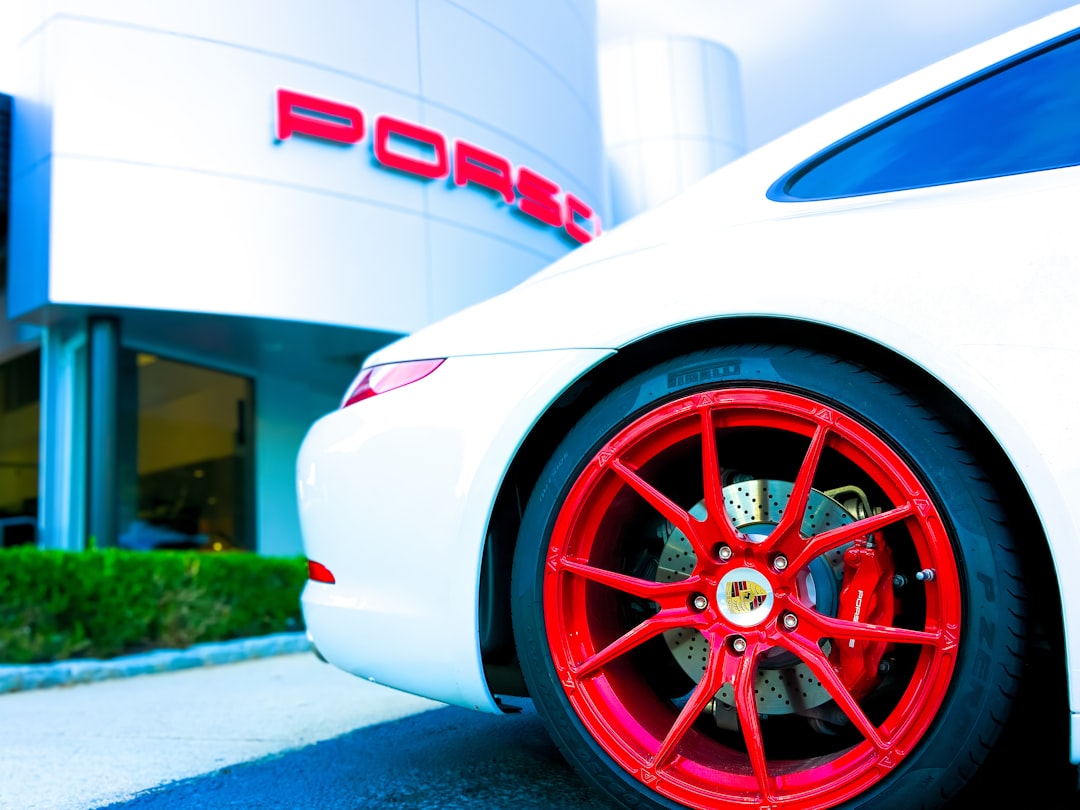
298 6 1080 805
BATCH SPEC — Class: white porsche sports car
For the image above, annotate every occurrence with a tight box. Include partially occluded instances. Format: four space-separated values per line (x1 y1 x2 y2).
298 8 1080 809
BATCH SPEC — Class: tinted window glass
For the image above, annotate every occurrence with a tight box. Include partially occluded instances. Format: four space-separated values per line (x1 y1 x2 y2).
0 349 40 547
777 33 1080 200
117 352 255 552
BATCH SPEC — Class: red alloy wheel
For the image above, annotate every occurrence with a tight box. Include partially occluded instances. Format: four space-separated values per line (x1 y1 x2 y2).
542 388 962 809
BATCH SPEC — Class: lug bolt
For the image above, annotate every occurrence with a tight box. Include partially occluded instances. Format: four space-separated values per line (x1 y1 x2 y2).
879 659 893 673
692 594 709 611
892 574 908 588
782 612 799 630
773 554 789 572
717 544 734 562
915 568 937 582
731 636 747 654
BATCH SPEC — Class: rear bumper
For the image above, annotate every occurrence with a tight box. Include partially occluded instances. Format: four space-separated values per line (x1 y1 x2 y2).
297 348 611 712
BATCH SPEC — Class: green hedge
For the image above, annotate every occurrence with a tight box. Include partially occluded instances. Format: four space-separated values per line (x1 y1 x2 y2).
0 548 307 664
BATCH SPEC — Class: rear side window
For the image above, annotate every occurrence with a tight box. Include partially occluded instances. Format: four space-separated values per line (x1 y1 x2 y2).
770 32 1080 201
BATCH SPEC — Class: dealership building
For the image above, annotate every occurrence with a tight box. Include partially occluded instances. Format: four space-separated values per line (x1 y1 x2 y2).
0 2 744 555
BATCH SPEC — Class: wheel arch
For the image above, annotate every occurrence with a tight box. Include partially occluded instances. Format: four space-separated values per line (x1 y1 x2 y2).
478 315 1065 721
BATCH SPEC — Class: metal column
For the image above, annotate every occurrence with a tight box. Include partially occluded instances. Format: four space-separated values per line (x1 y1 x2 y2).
86 316 120 548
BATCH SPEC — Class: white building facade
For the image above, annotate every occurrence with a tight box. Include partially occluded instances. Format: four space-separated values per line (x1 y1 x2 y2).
0 1 742 556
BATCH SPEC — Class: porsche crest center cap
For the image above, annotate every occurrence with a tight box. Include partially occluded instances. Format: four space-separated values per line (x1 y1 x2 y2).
718 568 775 628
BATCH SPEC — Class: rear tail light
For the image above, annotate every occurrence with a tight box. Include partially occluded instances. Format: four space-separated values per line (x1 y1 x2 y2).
341 359 444 408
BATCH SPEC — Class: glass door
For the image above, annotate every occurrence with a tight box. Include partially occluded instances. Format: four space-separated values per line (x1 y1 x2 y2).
119 352 254 552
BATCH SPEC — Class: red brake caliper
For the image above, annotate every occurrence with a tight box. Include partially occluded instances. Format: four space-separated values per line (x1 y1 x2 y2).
833 537 896 697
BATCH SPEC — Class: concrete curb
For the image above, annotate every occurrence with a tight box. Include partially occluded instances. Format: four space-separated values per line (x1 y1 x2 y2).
0 632 312 694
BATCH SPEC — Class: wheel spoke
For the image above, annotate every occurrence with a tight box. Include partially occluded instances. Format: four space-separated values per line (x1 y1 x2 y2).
653 634 774 803
728 640 774 802
793 604 942 647
781 503 914 574
560 558 701 602
774 630 887 750
699 407 743 547
652 632 735 770
768 423 829 545
610 458 712 560
574 607 698 678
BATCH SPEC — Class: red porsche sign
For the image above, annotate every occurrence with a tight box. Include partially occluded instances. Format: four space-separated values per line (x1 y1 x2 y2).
274 89 601 244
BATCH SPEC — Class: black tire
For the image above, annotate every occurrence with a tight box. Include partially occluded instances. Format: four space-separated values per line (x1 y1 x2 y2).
511 345 1025 810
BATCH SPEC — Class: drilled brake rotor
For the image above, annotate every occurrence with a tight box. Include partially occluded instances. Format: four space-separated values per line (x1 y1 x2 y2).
657 479 855 715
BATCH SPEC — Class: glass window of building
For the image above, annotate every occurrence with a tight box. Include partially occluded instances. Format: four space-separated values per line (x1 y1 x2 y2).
118 352 254 552
0 349 40 547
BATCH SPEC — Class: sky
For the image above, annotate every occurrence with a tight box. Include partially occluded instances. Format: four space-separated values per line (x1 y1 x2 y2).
1 1 1077 150
597 0 1079 148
